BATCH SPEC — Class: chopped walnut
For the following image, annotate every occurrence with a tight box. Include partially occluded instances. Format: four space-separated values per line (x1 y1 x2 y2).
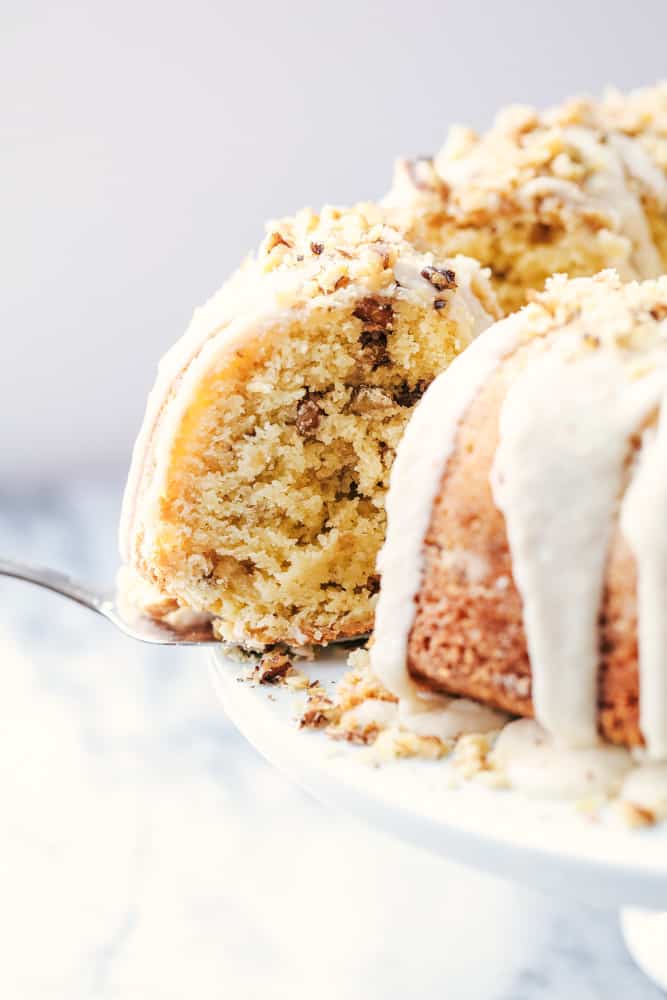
299 684 340 729
265 231 293 253
530 221 555 244
335 649 397 715
359 326 389 368
581 332 601 349
614 800 657 829
404 157 442 193
393 379 430 408
420 266 457 291
310 241 324 255
650 303 667 321
349 385 394 415
370 243 391 268
295 396 323 436
255 650 293 684
353 297 393 329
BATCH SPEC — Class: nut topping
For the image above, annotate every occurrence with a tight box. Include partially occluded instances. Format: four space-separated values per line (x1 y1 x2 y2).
255 650 293 684
421 266 457 291
349 385 394 415
359 327 389 368
353 297 393 329
393 379 431 407
295 396 323 436
265 231 293 253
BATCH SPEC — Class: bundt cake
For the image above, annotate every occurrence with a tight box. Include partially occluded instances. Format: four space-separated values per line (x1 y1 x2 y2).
119 206 499 648
384 83 667 315
372 271 667 756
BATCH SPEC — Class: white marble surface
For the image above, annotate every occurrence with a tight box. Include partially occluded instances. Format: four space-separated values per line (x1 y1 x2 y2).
0 481 660 999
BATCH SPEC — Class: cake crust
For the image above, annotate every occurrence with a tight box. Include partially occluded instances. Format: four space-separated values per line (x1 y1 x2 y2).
407 346 643 746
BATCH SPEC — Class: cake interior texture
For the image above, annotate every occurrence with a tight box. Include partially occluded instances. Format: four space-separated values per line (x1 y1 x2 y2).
165 295 467 645
122 209 497 647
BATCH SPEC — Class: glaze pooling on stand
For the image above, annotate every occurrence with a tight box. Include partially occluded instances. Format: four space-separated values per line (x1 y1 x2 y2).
492 719 633 799
372 272 667 792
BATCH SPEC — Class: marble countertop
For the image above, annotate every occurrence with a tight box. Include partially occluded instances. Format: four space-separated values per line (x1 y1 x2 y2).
0 481 659 999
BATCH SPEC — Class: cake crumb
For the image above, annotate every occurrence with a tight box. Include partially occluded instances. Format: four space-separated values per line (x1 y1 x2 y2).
240 648 313 691
474 769 510 790
299 684 340 729
295 397 323 436
255 649 293 683
453 733 491 779
367 727 450 762
614 800 657 829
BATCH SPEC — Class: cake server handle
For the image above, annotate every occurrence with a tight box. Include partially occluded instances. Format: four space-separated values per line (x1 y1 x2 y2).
0 557 217 645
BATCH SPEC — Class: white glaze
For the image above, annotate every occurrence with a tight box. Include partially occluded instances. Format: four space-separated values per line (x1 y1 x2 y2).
621 762 667 817
339 698 399 733
620 400 667 758
491 346 666 746
492 719 632 799
399 696 508 742
371 310 524 703
562 126 664 278
609 132 667 210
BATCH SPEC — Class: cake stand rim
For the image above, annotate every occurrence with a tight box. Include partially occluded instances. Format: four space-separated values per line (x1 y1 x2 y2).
210 647 667 911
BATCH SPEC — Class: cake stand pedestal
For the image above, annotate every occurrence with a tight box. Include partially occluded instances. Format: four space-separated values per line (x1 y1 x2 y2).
211 648 667 990
621 909 667 990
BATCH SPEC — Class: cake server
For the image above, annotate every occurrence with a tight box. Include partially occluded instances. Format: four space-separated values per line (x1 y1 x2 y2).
0 557 218 645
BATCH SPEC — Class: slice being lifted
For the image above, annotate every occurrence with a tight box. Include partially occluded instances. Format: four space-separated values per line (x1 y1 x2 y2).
120 206 499 648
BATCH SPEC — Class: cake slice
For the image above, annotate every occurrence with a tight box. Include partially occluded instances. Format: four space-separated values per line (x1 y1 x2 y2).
120 205 499 649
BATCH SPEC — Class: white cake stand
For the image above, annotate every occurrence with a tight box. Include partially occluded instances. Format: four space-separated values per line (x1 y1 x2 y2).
210 647 667 989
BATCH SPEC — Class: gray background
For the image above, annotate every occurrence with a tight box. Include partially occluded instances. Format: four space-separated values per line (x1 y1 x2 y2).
3 0 666 483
